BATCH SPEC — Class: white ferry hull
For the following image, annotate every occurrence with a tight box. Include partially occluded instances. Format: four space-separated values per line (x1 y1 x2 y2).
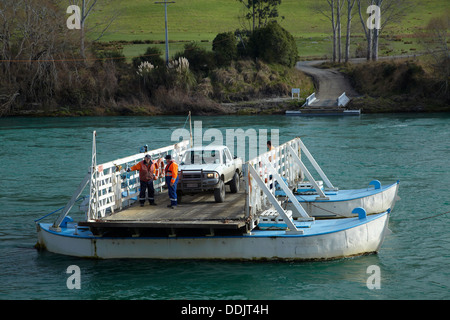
36 212 389 260
286 182 399 218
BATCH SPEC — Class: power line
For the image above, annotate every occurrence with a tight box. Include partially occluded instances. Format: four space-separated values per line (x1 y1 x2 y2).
0 33 237 63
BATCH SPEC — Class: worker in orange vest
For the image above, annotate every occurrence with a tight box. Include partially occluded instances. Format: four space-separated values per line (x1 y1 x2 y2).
164 154 179 209
130 154 157 207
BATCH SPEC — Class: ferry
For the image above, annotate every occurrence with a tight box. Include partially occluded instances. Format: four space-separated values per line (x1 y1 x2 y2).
35 134 394 260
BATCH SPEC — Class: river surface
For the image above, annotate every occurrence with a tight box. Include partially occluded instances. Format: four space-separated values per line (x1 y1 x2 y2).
0 114 449 300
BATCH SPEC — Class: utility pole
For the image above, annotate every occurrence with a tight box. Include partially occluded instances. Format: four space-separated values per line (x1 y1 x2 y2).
155 0 175 65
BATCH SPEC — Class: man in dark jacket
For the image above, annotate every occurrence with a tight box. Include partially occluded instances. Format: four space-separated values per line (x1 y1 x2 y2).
130 154 157 207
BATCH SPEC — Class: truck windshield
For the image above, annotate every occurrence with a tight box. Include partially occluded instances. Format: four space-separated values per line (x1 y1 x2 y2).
182 150 220 165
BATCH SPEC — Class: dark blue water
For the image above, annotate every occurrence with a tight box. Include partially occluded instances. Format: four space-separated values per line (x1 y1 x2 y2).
1 114 449 300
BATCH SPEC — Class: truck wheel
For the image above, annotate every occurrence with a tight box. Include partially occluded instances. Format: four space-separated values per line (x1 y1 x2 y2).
229 172 239 193
214 180 225 203
176 190 183 204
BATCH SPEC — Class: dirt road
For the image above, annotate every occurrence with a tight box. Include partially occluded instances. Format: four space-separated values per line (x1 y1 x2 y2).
296 60 359 107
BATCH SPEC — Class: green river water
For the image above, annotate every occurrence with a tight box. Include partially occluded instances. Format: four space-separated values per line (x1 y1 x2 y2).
0 114 449 301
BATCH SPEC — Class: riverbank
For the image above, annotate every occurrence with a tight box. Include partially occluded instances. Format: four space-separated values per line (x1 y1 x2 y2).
332 58 450 114
2 57 314 117
3 58 449 118
4 98 303 117
5 94 448 117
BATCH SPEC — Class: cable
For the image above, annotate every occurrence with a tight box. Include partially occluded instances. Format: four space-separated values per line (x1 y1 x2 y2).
418 211 449 221
0 33 237 63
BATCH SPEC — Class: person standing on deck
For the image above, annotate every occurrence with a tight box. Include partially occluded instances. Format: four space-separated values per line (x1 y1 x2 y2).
267 140 275 156
130 154 157 207
267 140 275 188
267 140 277 162
164 154 179 209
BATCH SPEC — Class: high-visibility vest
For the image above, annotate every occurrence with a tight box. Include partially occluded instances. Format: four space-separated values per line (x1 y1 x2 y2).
165 161 178 184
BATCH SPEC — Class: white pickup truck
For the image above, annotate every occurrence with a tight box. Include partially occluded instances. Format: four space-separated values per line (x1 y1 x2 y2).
177 145 243 203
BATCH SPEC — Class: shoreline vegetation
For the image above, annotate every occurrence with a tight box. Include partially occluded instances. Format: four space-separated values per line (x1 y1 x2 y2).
1 1 448 117
6 55 448 117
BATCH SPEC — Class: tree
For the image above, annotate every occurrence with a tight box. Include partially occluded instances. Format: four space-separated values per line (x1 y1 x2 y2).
0 0 80 111
248 21 297 67
419 14 450 97
337 0 342 62
237 0 283 32
314 0 345 62
357 0 409 61
344 0 356 62
212 32 238 67
66 0 118 59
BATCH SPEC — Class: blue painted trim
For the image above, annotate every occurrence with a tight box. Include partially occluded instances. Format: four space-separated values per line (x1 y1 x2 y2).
38 211 388 241
369 180 381 190
293 182 398 203
352 207 367 219
60 216 74 228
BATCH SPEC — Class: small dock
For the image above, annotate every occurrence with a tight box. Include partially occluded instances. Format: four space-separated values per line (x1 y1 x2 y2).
286 92 360 116
79 184 248 237
290 61 360 116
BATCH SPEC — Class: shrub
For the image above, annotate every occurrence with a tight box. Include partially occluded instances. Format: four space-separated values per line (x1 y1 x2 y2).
168 57 197 92
174 42 216 78
248 22 298 67
212 32 238 67
382 62 397 78
132 47 165 69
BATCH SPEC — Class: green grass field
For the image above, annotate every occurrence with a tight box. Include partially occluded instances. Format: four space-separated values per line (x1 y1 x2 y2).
87 0 448 60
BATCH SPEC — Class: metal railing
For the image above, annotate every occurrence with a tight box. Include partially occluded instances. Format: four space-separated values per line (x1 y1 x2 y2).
243 138 308 233
243 137 338 233
48 134 335 236
86 134 190 221
337 92 350 107
302 92 316 107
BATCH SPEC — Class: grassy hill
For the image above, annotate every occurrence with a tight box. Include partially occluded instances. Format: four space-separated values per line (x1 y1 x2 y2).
88 0 448 59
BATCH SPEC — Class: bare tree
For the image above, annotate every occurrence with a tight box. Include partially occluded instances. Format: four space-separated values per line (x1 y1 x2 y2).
0 0 81 113
358 0 409 61
313 0 335 62
345 0 356 62
66 0 119 58
337 0 342 62
313 0 345 62
419 14 450 97
0 92 19 117
358 0 374 60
